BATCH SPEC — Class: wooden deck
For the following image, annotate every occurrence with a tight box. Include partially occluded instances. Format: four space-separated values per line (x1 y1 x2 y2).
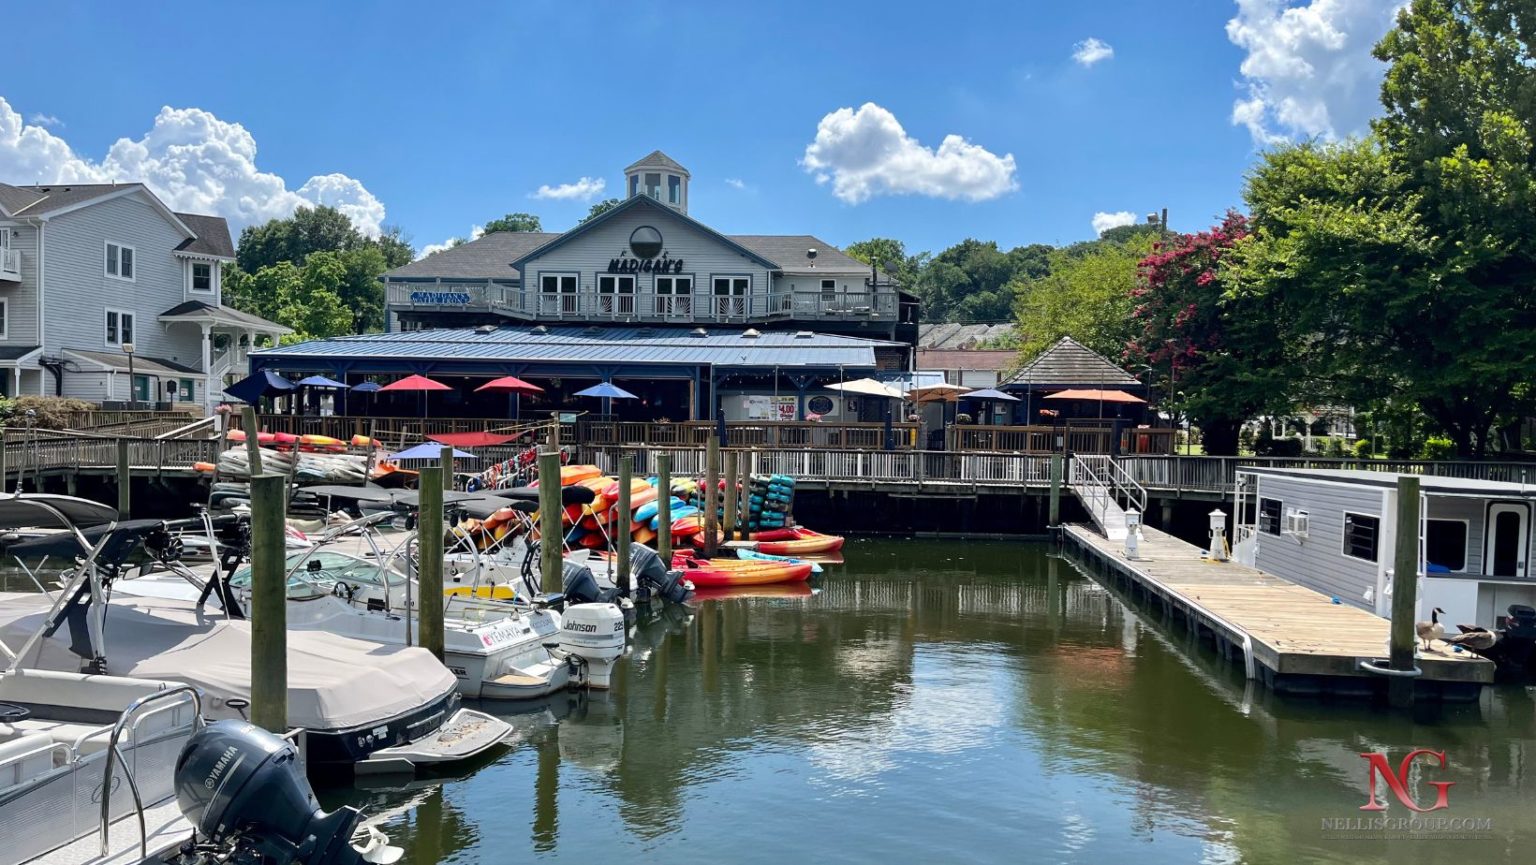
1061 524 1495 699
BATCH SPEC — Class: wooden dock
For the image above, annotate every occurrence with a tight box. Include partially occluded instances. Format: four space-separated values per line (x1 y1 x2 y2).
1061 524 1494 700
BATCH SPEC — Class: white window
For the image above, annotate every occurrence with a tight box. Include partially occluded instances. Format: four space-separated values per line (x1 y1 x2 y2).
596 274 636 315
539 273 579 315
0 298 8 339
655 275 693 318
712 276 750 319
105 309 135 347
191 261 213 292
106 242 135 280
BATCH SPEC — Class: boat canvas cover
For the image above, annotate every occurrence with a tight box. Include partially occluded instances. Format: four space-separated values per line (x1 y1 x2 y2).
0 594 456 731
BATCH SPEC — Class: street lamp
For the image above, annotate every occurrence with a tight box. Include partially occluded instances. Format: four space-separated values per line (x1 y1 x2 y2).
122 342 137 410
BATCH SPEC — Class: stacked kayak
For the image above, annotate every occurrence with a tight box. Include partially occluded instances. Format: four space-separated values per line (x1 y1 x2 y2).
671 553 813 587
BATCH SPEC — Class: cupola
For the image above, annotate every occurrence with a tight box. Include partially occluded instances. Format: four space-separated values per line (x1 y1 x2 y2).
624 150 690 214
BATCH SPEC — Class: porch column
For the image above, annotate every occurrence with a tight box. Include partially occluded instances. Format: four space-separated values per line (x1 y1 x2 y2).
201 322 214 417
10 367 18 399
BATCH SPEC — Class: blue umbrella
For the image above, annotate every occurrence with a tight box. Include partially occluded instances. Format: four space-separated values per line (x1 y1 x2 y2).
350 381 383 393
297 374 348 389
387 442 478 461
225 370 296 405
575 381 637 399
962 388 1020 402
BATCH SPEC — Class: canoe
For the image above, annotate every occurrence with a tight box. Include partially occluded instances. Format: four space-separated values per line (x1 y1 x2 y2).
673 555 813 587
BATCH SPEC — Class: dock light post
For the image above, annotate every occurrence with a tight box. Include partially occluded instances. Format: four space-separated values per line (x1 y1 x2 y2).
123 342 137 409
1124 508 1141 560
1208 508 1229 562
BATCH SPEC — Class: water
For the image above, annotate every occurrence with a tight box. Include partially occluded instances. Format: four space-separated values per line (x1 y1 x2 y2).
319 539 1535 864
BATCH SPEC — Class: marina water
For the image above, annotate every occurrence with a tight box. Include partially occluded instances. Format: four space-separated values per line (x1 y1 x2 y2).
314 538 1531 863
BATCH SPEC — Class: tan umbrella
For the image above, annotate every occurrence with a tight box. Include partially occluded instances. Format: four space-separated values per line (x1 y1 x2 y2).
825 378 906 399
906 383 973 404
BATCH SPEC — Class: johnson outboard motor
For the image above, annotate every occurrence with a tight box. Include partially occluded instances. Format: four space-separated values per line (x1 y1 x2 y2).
630 546 693 605
174 721 400 865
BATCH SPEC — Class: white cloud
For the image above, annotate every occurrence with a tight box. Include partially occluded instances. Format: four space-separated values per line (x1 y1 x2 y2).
1072 37 1115 66
418 224 484 259
530 176 605 201
724 177 747 190
800 102 1018 204
1092 211 1140 235
0 97 386 236
1226 0 1402 144
27 113 61 128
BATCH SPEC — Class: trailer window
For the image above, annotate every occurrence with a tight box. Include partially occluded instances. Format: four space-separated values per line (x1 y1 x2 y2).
1425 519 1468 572
1259 498 1282 536
1343 512 1379 562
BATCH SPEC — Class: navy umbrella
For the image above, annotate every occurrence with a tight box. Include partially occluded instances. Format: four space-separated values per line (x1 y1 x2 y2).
225 370 296 405
350 381 383 393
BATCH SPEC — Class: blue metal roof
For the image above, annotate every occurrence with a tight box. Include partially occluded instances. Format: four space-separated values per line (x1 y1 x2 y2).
252 325 901 369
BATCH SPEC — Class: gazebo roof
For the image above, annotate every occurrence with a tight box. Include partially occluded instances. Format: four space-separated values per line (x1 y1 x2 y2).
1002 337 1139 387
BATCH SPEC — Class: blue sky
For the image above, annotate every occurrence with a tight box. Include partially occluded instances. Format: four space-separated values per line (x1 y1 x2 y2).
0 1 1401 256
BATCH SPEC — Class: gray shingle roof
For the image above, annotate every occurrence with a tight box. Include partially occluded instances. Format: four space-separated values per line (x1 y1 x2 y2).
0 183 45 217
918 323 1017 349
160 300 291 333
8 183 143 216
0 345 41 361
385 232 563 281
254 325 898 369
173 212 235 258
625 150 690 176
1002 337 1139 386
731 235 872 274
65 349 202 376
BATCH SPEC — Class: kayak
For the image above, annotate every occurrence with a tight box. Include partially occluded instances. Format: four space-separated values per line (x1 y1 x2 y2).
756 528 844 555
690 583 814 600
603 477 652 502
673 555 813 587
737 549 823 574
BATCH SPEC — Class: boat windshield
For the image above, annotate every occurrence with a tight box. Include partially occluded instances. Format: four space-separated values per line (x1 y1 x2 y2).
230 551 408 600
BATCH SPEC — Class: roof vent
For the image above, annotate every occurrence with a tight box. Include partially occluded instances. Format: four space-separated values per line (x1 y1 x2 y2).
742 328 762 339
690 327 708 338
794 330 814 339
807 248 818 259
474 324 497 334
531 325 549 334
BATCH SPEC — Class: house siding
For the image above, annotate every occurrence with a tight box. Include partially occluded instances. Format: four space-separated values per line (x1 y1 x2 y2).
1252 475 1386 610
0 223 40 345
42 193 204 398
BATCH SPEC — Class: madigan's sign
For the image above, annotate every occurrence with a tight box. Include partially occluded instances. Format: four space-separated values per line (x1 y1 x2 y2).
607 253 685 274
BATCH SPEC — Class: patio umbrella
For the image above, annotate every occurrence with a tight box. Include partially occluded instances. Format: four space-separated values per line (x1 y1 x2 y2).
906 383 972 403
296 375 348 389
381 373 453 417
574 381 637 399
476 376 544 395
824 378 905 399
387 442 478 461
962 386 1021 424
350 381 383 394
225 370 296 405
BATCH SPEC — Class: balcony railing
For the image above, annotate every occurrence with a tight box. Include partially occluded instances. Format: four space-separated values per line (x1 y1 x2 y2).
0 248 19 280
386 282 898 324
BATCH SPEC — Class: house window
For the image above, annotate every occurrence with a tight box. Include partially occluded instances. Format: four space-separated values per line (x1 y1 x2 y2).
645 173 661 199
656 275 693 317
668 175 681 204
629 175 639 197
597 274 635 294
191 262 213 292
105 310 135 347
713 276 749 296
1343 512 1380 562
1259 497 1282 536
821 279 838 301
1426 519 1468 572
540 274 577 294
106 242 135 280
597 274 636 315
0 298 8 339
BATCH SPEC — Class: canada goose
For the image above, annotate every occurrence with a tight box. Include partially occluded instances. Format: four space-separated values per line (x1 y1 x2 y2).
1446 625 1499 652
1416 607 1446 649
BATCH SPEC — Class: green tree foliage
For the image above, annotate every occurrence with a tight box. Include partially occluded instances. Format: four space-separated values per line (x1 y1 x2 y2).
373 226 415 269
236 205 361 274
264 253 353 341
1013 232 1155 360
579 199 623 225
481 212 543 233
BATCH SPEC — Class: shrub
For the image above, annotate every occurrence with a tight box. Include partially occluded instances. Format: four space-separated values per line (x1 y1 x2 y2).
1268 436 1304 457
1353 438 1374 459
1238 427 1256 453
1326 437 1346 457
1418 436 1455 461
0 396 99 430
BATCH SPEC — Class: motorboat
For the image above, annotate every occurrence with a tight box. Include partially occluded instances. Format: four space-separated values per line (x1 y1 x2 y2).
0 495 511 775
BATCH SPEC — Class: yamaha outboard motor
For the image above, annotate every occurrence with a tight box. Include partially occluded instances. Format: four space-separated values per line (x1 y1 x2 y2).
175 721 398 865
562 562 622 605
630 545 693 605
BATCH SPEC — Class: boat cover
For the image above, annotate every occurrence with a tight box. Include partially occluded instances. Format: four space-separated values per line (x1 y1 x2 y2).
0 593 456 732
0 494 118 529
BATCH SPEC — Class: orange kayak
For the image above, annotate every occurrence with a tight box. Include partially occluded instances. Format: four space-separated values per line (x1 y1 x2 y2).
673 555 813 587
756 528 844 555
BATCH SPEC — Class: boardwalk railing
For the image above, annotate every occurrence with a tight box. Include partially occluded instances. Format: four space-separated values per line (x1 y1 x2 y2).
2 436 217 478
1073 454 1148 513
577 446 1053 488
1117 455 1536 496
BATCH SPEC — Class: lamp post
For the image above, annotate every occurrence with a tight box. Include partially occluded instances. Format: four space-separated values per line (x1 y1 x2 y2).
123 342 137 410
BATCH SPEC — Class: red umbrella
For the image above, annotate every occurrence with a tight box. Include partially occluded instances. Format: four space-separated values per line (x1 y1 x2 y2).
475 376 544 395
381 374 452 417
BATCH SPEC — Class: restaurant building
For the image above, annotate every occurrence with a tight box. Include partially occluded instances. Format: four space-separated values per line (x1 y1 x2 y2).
249 151 920 421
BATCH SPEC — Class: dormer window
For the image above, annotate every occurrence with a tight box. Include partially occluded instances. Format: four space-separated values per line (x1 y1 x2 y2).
191 261 213 292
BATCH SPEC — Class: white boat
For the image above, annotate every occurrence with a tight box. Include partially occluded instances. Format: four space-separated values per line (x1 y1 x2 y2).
0 495 512 775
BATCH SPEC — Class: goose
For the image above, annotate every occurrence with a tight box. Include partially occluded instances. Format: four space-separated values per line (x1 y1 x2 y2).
1416 607 1446 650
1445 625 1498 652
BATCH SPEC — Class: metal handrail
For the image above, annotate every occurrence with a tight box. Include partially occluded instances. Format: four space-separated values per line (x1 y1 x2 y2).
100 684 204 858
1070 456 1115 528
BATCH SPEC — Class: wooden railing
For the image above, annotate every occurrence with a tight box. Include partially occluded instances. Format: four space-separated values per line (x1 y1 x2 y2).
576 446 1053 487
50 409 200 431
950 424 1177 454
1117 455 1536 496
1 435 217 478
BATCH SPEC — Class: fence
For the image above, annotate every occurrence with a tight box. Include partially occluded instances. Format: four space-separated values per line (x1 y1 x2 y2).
1 435 217 479
951 424 1178 454
1116 455 1536 496
576 446 1053 488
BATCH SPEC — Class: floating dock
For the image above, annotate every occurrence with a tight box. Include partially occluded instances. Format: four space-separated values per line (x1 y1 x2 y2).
1061 524 1494 700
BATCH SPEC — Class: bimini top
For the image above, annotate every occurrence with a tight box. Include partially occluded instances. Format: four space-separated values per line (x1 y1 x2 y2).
1244 467 1536 498
0 494 118 529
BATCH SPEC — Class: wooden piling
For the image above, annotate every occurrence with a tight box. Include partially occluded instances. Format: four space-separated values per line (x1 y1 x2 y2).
417 465 446 662
722 451 739 541
616 455 633 596
1389 475 1421 707
439 445 454 492
538 448 564 592
1048 452 1063 526
360 420 377 486
115 439 131 518
704 435 721 556
656 453 672 562
249 473 288 733
240 406 264 475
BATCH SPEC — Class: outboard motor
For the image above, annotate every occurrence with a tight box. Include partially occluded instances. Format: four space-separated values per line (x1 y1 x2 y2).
558 603 627 689
174 721 400 865
629 546 693 605
562 562 622 605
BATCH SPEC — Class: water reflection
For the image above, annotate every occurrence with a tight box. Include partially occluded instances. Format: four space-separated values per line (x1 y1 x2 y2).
328 540 1536 865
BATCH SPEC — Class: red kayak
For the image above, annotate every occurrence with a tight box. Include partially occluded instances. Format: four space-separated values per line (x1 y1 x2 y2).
673 554 813 587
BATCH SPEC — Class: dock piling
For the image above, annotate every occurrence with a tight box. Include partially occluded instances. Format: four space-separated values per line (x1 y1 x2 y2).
440 445 454 491
656 453 672 562
704 435 721 556
722 451 739 541
1048 453 1063 526
417 465 446 662
1388 476 1422 707
538 447 564 593
249 473 288 733
240 406 264 475
616 455 633 596
115 439 131 518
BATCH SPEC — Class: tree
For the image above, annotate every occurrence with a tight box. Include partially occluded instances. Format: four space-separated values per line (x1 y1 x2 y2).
578 199 623 225
1013 232 1155 360
481 212 543 233
373 226 415 269
272 252 353 340
337 246 389 332
236 205 362 273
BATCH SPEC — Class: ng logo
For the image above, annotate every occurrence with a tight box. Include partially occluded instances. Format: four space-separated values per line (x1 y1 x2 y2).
1359 749 1454 812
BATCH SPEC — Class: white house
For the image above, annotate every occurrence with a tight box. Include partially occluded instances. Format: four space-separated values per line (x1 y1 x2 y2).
0 182 288 414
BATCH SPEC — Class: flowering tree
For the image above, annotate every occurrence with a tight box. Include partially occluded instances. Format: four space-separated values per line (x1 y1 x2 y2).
1127 212 1297 455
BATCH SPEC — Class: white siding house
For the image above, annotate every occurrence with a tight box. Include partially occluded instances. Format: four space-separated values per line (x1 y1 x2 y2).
0 182 288 414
